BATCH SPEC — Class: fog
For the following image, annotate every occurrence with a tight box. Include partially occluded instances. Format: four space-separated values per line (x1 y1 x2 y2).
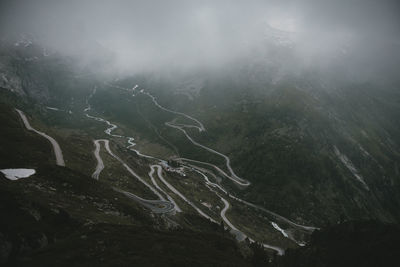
1 0 399 79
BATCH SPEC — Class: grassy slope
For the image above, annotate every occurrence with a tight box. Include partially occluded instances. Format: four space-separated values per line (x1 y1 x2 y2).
135 77 400 226
0 90 256 266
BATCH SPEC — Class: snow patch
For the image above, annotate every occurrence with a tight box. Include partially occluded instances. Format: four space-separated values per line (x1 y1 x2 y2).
46 106 60 111
1 169 36 181
334 146 369 190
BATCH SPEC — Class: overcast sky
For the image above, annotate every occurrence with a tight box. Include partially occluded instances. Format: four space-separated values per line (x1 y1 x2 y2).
1 0 399 76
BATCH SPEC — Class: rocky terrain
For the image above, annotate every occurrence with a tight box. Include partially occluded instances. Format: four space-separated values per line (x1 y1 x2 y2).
1 30 400 267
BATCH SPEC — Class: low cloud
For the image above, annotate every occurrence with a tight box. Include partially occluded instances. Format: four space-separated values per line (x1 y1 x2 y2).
1 0 399 79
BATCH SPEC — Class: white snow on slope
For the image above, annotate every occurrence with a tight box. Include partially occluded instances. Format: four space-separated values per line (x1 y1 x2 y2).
46 106 60 111
1 169 36 181
334 146 369 190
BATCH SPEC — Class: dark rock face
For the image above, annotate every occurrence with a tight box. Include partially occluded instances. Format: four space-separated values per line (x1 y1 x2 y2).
275 221 400 267
0 42 25 96
0 39 50 101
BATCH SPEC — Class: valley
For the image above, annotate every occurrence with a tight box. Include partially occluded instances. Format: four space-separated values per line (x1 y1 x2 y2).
81 83 312 254
1 1 400 265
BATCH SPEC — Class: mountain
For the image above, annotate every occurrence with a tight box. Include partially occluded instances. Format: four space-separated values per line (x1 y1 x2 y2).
128 64 400 225
1 32 400 267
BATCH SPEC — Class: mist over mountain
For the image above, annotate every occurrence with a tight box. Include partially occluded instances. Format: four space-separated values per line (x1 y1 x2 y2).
1 1 400 266
1 0 399 79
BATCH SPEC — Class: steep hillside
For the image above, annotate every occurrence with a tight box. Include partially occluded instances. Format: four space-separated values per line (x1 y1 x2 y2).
0 92 258 266
1 35 400 266
130 72 400 226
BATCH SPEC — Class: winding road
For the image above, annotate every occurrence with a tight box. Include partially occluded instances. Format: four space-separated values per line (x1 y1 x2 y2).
90 139 175 213
92 140 104 180
165 122 250 187
87 83 319 254
16 109 65 167
205 179 285 255
84 93 178 214
149 165 182 212
140 89 250 187
113 187 175 214
144 91 205 132
152 165 216 222
12 84 313 255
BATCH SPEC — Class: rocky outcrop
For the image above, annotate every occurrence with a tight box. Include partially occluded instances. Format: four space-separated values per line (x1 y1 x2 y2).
0 38 50 101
